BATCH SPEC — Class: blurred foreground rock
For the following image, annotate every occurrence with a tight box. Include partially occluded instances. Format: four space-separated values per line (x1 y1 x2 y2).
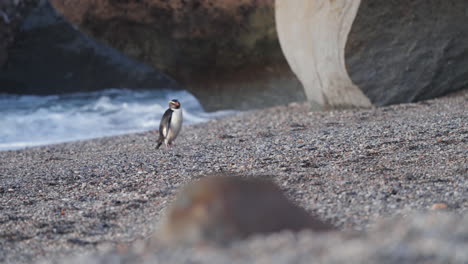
157 175 333 245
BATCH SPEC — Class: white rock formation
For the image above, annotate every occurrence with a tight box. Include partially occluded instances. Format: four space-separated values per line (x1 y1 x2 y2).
275 0 371 110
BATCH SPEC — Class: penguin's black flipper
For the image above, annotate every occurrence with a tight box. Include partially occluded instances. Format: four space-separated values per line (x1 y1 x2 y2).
159 109 173 135
157 109 173 149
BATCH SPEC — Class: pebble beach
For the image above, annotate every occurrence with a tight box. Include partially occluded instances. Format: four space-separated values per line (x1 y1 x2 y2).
0 91 467 263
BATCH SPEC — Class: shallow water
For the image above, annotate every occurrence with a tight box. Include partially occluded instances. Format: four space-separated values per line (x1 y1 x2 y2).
0 89 235 150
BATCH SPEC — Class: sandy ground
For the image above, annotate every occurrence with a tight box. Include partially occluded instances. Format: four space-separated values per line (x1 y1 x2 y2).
0 91 467 263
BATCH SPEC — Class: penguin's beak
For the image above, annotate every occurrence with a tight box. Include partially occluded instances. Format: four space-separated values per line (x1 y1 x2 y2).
169 100 180 108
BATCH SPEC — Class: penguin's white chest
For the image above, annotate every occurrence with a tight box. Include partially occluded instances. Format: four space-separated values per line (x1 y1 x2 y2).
167 109 183 142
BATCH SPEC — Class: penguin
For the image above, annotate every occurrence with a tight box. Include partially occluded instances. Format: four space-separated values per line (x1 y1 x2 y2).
156 99 183 149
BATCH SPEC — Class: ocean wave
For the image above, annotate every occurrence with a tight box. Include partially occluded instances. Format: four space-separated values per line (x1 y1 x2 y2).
0 89 236 150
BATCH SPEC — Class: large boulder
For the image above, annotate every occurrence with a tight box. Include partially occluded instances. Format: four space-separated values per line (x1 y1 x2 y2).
276 0 371 110
276 0 468 109
346 0 468 105
0 1 178 95
48 0 305 111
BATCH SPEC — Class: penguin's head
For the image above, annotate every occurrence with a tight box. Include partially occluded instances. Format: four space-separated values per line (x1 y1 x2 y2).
169 99 181 109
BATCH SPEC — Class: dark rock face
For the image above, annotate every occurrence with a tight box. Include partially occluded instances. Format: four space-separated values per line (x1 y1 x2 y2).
49 0 305 111
346 0 468 106
0 18 13 69
0 1 178 95
0 0 40 69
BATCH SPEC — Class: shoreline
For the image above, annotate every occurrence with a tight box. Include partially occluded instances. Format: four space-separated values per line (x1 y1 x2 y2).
0 91 467 263
0 88 238 152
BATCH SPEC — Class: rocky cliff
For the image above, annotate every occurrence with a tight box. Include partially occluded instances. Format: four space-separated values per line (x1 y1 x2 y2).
0 0 178 95
48 0 305 111
2 0 466 111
